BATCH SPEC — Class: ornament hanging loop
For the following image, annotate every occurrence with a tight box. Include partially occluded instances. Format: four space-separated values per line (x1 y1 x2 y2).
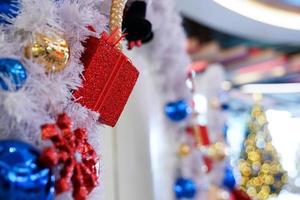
104 28 128 47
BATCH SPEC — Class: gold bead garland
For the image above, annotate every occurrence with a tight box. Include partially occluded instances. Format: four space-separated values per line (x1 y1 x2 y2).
109 0 125 50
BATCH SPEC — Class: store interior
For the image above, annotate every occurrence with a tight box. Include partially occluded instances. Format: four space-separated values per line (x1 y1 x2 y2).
104 1 300 200
1 0 300 200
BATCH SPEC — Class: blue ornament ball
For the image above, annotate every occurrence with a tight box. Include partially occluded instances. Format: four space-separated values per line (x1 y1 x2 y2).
165 100 191 122
222 167 236 191
0 140 55 200
221 103 229 110
0 0 21 24
0 58 27 91
174 178 197 199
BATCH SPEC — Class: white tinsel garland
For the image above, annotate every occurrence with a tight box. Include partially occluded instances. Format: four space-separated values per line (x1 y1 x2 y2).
146 0 191 100
0 0 109 199
127 0 193 200
129 0 228 199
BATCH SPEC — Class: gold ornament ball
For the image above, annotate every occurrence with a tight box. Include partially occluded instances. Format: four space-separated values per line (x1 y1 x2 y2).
207 142 227 161
177 144 191 157
265 143 274 151
263 175 274 185
257 115 267 125
241 177 250 186
239 161 251 176
270 163 279 173
245 144 255 153
281 173 288 183
261 163 271 174
248 150 260 162
252 177 263 186
257 191 268 200
247 186 257 197
261 185 270 194
25 33 70 72
252 161 261 171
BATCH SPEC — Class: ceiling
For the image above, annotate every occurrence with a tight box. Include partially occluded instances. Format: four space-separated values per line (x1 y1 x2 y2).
175 0 300 45
260 0 300 10
176 0 300 115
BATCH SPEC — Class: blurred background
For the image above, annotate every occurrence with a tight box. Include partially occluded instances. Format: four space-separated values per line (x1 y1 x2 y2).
102 1 300 200
178 0 300 199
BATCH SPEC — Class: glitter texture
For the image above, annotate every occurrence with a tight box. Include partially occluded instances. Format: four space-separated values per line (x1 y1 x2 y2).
74 32 139 127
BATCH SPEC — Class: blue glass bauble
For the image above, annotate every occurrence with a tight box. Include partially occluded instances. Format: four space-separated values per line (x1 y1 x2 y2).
174 178 197 199
165 100 191 122
0 140 55 200
222 167 236 191
0 0 21 24
270 185 277 193
221 103 229 110
0 58 27 91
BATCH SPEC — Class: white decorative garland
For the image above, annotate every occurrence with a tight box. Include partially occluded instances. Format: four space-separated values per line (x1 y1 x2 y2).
134 0 227 199
0 0 109 199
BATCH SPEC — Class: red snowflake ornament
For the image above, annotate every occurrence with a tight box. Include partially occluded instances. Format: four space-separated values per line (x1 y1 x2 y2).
40 113 99 200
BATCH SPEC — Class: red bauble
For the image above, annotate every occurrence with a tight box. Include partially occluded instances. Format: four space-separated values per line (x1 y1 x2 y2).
74 30 139 127
186 125 210 146
40 113 99 200
231 188 252 200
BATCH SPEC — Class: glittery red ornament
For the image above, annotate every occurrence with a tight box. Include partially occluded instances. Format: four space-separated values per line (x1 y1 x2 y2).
231 188 252 200
73 30 139 127
40 113 99 200
186 125 213 172
186 125 210 146
203 156 213 173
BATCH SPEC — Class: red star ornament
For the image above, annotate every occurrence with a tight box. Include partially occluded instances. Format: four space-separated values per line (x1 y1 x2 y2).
40 113 99 200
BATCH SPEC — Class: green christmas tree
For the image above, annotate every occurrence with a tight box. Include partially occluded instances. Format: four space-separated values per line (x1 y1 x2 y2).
239 104 287 200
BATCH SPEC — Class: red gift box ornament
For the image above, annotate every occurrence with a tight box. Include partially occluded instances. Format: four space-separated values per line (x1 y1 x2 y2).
74 29 139 127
